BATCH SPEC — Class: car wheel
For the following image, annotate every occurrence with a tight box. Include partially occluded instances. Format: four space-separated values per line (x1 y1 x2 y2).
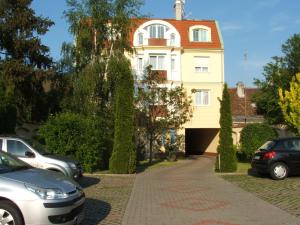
0 200 24 225
270 162 288 180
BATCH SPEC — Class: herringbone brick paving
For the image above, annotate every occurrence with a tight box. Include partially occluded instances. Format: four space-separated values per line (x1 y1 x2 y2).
122 156 300 225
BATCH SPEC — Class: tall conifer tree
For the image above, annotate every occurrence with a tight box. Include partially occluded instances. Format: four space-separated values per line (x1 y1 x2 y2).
216 84 237 172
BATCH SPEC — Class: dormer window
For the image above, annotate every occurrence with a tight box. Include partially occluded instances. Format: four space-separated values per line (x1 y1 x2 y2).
193 29 208 42
149 24 166 38
189 25 211 42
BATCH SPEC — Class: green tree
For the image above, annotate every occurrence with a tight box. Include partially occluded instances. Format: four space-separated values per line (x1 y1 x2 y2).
61 0 142 171
135 66 193 163
239 123 277 161
279 73 300 134
109 54 135 173
0 0 54 122
253 34 300 124
216 84 237 172
0 78 16 134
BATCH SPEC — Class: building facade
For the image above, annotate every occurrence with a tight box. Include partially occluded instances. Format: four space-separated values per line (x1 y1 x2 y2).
128 1 224 155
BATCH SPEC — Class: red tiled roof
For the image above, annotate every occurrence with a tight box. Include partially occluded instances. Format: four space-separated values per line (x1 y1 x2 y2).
228 88 261 117
129 18 222 49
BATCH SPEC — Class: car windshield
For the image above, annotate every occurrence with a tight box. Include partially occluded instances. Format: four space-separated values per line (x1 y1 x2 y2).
259 141 275 151
24 139 50 155
0 151 31 174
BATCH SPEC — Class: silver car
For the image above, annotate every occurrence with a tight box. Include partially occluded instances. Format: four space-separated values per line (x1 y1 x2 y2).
0 151 85 225
0 137 83 180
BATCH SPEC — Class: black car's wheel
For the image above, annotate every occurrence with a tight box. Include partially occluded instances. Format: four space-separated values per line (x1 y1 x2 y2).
270 162 288 180
0 200 24 225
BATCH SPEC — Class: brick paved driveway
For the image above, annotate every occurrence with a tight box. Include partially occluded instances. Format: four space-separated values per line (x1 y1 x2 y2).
122 156 300 225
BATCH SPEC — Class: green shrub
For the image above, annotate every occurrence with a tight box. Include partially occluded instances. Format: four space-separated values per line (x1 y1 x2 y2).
38 112 104 172
240 123 277 161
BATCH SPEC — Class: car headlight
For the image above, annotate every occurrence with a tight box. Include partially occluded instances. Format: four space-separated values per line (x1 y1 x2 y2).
68 162 77 169
25 184 68 200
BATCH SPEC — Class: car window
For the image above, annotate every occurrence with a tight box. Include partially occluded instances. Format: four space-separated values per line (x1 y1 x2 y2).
292 139 300 151
0 151 30 173
273 141 285 151
7 140 31 157
0 139 2 150
259 141 275 151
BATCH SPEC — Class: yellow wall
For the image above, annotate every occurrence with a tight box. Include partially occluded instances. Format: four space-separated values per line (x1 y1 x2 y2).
181 49 224 83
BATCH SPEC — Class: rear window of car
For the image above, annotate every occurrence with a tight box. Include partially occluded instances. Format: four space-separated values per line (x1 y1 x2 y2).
259 141 275 151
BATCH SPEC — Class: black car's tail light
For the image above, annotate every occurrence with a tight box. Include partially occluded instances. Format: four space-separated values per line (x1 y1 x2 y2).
263 151 276 160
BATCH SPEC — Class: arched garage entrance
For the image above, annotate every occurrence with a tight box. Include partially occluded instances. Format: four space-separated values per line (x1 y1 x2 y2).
185 128 219 155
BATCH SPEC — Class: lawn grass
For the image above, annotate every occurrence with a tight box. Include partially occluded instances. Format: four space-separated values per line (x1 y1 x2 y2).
236 162 251 173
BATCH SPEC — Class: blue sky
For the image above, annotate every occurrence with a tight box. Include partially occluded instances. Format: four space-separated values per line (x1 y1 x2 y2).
31 0 300 87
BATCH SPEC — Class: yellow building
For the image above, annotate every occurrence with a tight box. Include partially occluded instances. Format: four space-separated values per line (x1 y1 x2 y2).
129 1 224 155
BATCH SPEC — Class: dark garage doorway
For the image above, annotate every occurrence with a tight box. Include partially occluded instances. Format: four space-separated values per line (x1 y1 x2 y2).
185 128 219 155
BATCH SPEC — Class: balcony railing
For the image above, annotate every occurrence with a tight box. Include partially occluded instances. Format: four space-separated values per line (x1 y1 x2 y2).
148 38 167 46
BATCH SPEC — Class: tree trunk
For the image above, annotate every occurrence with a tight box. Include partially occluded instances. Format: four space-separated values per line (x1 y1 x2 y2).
149 133 153 164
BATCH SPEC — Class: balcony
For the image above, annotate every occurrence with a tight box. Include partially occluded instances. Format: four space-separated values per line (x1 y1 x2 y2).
149 70 167 82
148 38 167 46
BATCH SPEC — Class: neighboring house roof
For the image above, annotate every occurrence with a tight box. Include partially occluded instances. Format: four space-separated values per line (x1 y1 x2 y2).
228 85 264 126
129 18 222 49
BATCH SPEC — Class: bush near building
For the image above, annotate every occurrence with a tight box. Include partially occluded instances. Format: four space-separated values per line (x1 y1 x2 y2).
38 112 104 172
239 123 277 161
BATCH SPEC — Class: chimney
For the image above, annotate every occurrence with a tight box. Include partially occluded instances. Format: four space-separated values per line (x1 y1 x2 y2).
174 0 184 20
236 82 245 98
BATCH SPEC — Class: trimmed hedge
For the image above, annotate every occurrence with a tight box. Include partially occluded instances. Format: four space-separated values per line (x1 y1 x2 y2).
38 112 104 172
239 123 277 161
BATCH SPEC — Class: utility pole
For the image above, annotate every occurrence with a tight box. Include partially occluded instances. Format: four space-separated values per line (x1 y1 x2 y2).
243 50 247 125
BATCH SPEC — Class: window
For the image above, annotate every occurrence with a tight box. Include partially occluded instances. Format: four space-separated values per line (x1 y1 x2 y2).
171 55 176 72
195 90 210 106
170 33 175 45
194 56 209 73
193 28 208 42
7 140 31 157
149 55 165 70
149 24 165 38
137 56 143 71
0 139 2 150
138 33 143 45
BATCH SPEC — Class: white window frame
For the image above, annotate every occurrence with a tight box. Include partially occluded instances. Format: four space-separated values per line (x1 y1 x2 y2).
189 25 211 42
194 56 210 73
138 33 143 45
171 55 176 72
149 55 166 70
195 90 210 106
137 55 144 72
170 33 176 45
149 24 166 39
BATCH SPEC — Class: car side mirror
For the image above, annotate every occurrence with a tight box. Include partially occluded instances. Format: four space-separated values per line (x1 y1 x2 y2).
25 151 35 158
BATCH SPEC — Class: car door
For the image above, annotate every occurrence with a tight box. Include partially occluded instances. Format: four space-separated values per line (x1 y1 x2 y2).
6 139 38 167
289 139 300 174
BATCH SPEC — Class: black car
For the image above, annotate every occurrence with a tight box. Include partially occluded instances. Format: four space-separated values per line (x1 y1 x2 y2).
251 137 300 180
